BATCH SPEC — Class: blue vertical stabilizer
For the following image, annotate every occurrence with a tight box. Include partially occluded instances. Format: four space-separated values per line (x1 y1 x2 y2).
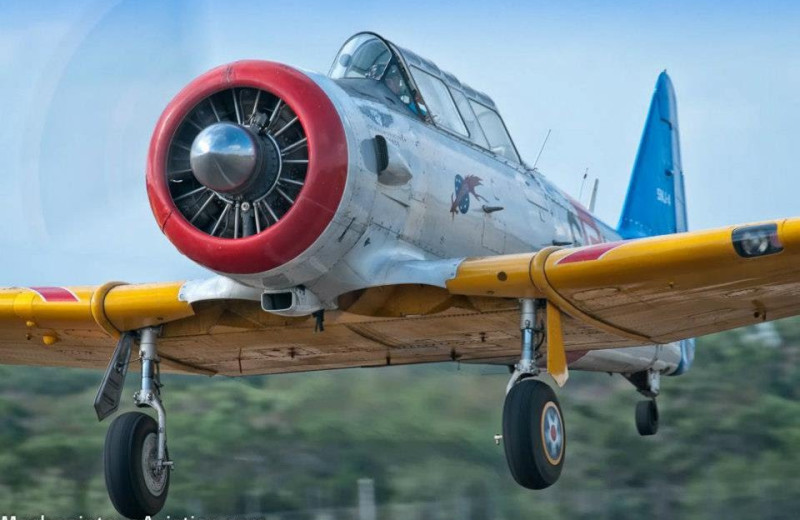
617 72 688 238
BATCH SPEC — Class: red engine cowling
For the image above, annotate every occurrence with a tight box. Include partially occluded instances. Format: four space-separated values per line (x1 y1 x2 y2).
146 61 348 275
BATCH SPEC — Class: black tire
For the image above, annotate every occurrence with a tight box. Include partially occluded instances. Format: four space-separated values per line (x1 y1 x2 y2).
635 399 659 436
104 411 170 519
502 379 565 489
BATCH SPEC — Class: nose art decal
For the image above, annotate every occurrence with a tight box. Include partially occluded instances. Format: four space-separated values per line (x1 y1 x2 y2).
450 174 486 216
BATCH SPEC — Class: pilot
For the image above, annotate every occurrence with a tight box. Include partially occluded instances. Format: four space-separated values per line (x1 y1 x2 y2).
383 64 426 117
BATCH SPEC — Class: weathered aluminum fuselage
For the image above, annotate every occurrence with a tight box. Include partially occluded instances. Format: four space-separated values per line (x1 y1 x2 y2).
230 70 681 376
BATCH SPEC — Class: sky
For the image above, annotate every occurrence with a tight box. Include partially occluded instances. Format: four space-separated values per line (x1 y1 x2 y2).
1 0 799 285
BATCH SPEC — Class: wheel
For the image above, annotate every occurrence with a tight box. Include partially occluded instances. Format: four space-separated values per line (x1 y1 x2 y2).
635 399 659 436
104 411 170 519
502 379 565 489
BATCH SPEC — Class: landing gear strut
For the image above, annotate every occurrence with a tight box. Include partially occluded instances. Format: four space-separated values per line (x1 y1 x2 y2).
96 327 172 518
502 299 565 489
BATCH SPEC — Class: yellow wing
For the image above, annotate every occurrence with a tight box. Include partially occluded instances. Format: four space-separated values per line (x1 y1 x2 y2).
0 280 532 376
0 278 633 376
0 282 198 371
3 218 798 377
447 218 800 344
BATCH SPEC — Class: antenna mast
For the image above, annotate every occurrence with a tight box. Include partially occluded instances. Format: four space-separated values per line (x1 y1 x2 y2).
531 129 551 171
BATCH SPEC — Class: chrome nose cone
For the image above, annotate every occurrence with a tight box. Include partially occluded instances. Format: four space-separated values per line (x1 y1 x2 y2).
190 123 259 193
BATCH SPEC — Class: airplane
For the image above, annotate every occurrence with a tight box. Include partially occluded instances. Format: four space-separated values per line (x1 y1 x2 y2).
1 30 798 518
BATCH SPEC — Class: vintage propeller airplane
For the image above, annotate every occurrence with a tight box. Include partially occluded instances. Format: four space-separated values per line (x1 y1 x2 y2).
2 31 799 518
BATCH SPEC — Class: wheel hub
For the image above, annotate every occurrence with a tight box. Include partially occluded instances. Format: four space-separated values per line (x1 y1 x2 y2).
542 402 563 465
142 432 168 496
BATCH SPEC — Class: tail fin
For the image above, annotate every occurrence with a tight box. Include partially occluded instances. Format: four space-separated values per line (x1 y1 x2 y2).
617 71 688 239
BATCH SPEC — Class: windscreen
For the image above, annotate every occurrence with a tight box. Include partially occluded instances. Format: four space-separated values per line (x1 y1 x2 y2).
330 34 392 80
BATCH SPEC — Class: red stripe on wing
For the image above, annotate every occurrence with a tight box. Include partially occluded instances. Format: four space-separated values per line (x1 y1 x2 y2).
29 287 80 302
556 241 624 265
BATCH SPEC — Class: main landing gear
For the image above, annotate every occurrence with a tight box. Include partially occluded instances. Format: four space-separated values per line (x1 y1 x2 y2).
94 328 172 519
501 299 565 489
503 379 565 489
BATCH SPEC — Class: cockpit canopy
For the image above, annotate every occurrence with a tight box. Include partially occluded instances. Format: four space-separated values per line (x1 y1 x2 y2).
330 32 521 163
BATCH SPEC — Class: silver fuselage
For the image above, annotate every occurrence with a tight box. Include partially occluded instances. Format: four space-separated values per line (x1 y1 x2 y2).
230 71 682 376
